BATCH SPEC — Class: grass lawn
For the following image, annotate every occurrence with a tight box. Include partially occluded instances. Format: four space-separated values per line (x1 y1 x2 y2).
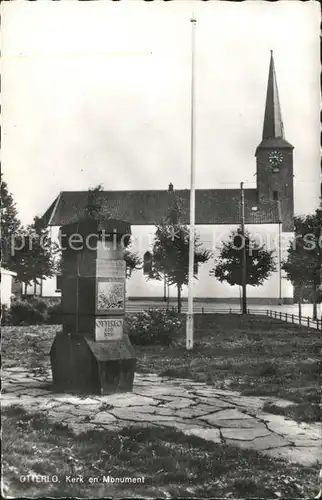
2 314 320 423
2 405 318 499
135 314 321 423
1 315 321 498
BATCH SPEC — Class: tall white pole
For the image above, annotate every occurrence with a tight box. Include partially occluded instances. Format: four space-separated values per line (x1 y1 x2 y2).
240 182 247 314
186 15 196 350
277 200 283 305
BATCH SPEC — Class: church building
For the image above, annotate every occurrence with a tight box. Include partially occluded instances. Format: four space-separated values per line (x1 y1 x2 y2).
42 51 295 304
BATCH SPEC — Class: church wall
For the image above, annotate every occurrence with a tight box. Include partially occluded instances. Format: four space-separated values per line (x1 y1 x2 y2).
42 278 61 298
126 224 294 302
37 223 294 303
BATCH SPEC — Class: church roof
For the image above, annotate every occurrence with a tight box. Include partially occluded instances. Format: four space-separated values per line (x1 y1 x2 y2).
263 51 284 140
42 188 281 227
256 51 293 154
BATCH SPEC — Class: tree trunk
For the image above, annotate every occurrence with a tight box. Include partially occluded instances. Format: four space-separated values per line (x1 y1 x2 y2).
177 285 182 314
163 275 167 302
312 282 318 321
298 285 303 321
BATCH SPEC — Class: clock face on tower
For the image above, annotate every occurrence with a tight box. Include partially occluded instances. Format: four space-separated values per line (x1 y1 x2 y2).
268 150 283 169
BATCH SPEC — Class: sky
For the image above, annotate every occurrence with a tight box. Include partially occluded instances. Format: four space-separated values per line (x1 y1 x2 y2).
1 0 320 225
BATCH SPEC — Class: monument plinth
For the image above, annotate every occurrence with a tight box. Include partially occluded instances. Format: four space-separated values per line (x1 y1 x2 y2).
50 219 136 395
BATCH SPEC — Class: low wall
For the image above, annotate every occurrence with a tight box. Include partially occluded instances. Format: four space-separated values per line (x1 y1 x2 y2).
127 297 294 305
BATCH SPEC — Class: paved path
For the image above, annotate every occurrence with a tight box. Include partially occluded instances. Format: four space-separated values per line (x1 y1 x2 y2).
2 367 320 467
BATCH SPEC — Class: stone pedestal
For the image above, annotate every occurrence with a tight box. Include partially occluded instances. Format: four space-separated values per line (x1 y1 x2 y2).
50 219 136 395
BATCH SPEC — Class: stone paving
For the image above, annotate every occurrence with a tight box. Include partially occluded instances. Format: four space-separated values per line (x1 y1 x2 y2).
2 367 321 466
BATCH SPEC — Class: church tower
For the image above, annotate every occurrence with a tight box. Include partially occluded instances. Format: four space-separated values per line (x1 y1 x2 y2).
255 51 294 231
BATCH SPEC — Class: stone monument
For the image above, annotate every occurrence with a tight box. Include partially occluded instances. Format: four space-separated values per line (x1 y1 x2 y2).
50 218 136 395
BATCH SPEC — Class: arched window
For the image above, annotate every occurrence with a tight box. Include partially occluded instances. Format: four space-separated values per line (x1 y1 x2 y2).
56 274 62 292
143 251 153 275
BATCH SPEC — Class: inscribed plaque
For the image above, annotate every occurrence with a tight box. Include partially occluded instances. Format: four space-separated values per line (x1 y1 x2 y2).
95 318 123 341
96 259 126 278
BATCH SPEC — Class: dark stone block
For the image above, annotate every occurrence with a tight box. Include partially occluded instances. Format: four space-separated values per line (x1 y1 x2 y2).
78 277 96 314
62 313 77 334
62 277 96 317
62 314 96 337
77 316 96 337
53 217 135 395
50 332 136 395
62 258 79 277
61 277 78 313
78 249 96 277
60 219 131 249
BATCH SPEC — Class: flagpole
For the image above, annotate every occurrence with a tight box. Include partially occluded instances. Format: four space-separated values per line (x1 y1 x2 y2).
186 14 196 350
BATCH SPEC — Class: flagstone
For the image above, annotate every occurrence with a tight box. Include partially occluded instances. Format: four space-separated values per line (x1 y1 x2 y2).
260 413 321 440
90 412 117 424
92 423 122 433
200 408 254 424
2 396 24 407
161 399 195 409
1 387 24 395
149 393 195 402
125 406 160 415
9 395 35 405
180 382 206 388
132 387 179 398
221 426 272 440
268 398 295 408
226 434 292 451
292 439 321 447
160 391 196 400
259 412 300 427
60 414 90 424
194 389 222 396
67 397 100 405
164 377 191 383
48 405 76 416
111 408 184 423
195 397 236 408
2 367 320 466
101 393 158 407
17 388 52 398
135 373 160 379
206 389 241 397
207 419 262 428
73 404 103 412
10 375 34 383
174 406 217 419
135 379 163 386
14 380 51 389
60 406 96 417
159 420 204 432
224 396 267 410
38 399 61 409
154 407 176 416
183 427 221 443
2 381 26 388
5 367 27 373
52 395 98 405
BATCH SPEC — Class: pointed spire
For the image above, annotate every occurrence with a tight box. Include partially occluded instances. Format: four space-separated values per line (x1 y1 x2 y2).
262 51 285 139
